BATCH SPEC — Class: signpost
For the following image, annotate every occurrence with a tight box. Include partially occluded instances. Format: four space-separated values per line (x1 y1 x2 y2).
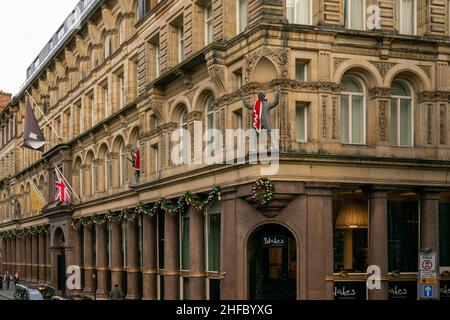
418 251 439 300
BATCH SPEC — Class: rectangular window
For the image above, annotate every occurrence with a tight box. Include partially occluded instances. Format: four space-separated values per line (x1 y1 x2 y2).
233 109 243 130
88 95 95 127
152 144 160 172
296 102 308 142
391 98 413 147
396 0 416 35
439 203 450 267
233 68 243 90
206 201 221 272
205 4 213 45
286 0 312 25
155 43 160 78
119 73 125 109
103 85 110 118
341 94 365 145
388 201 418 272
344 0 366 30
295 59 308 81
236 0 248 34
178 26 185 63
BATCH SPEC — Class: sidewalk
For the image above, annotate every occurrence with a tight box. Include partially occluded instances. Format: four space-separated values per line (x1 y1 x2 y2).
0 286 15 300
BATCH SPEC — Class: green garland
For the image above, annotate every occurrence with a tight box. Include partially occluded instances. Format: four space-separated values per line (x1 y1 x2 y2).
0 224 50 239
252 178 275 206
69 187 222 230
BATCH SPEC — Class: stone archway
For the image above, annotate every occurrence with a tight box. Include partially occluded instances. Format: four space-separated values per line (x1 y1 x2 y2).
248 224 297 300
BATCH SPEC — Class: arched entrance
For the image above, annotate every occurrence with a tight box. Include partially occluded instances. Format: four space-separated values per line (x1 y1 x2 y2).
53 228 66 292
248 224 297 300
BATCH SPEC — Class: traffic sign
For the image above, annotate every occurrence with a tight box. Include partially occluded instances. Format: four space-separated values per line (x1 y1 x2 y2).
418 284 439 300
424 285 433 298
419 252 437 271
420 271 437 279
420 278 438 285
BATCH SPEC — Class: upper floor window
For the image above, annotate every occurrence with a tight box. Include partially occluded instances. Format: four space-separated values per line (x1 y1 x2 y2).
296 102 308 142
295 59 309 81
391 80 414 147
341 75 366 145
178 25 185 63
396 0 417 35
118 73 125 109
236 0 248 34
205 96 215 131
286 0 312 25
344 0 366 30
205 4 214 45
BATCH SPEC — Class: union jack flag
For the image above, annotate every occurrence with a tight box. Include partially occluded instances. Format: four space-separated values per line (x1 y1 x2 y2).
55 167 71 204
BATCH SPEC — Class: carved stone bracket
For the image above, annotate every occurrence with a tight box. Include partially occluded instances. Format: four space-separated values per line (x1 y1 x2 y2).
369 61 397 78
208 65 226 94
369 87 394 100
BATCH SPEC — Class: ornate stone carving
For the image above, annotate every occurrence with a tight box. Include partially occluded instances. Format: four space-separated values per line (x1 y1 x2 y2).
418 91 450 102
208 65 226 94
332 97 338 139
333 58 349 72
440 104 447 145
427 104 433 145
322 96 328 139
185 87 199 106
369 87 394 99
419 65 432 79
245 47 289 83
370 61 397 78
378 101 388 142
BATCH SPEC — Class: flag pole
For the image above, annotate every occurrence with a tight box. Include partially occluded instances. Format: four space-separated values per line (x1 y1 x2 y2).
27 178 48 205
54 165 81 201
26 91 64 143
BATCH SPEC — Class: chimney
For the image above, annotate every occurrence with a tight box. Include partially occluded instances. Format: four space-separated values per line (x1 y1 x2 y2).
0 91 12 110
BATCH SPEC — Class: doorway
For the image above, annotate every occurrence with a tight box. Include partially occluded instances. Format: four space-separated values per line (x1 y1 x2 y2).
248 224 297 300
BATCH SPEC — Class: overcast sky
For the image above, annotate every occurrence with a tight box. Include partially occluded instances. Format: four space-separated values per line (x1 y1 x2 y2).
0 1 80 95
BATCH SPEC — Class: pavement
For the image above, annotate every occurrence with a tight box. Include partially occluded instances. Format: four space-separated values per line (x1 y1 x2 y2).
0 286 15 300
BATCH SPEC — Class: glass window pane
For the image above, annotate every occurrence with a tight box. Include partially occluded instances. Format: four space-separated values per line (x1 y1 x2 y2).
402 0 414 34
350 0 364 30
341 95 350 143
391 99 398 145
295 60 306 81
439 203 450 266
296 0 310 24
342 76 363 93
400 99 412 146
388 201 418 272
352 95 364 144
296 103 306 141
209 279 221 300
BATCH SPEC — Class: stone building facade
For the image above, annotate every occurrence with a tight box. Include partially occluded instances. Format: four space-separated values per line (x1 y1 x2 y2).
1 0 450 300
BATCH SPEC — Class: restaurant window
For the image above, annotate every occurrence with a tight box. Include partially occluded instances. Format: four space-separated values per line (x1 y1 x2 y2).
206 201 221 300
440 203 450 267
333 199 368 273
388 201 418 272
286 0 312 25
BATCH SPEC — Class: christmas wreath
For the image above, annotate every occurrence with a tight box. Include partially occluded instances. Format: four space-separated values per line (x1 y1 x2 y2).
252 178 275 206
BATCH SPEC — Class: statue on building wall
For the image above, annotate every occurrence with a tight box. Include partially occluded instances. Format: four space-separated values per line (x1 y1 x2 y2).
129 146 141 186
10 197 21 219
239 87 281 135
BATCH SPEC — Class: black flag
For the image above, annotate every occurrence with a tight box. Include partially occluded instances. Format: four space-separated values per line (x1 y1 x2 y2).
23 97 45 152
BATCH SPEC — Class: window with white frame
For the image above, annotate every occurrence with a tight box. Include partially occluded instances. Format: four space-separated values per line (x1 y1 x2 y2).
88 95 95 127
205 96 215 131
344 0 366 30
179 108 189 164
103 85 110 118
91 161 96 196
396 0 417 35
340 75 366 145
205 4 213 45
295 59 309 81
296 102 308 142
119 73 125 109
104 155 111 192
119 19 126 45
178 25 185 63
391 80 414 147
236 0 248 34
155 43 160 78
206 201 221 300
119 144 127 187
286 0 312 25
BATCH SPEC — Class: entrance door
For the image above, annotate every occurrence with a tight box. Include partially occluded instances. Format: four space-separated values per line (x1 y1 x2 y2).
57 254 66 291
249 224 297 300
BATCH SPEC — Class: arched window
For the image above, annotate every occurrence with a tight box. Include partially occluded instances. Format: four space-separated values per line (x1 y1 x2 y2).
205 96 215 131
341 75 366 145
391 80 414 147
120 144 127 187
179 108 189 163
119 19 127 45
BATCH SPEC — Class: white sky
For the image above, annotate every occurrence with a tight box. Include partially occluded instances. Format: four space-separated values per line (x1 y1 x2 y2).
0 1 80 95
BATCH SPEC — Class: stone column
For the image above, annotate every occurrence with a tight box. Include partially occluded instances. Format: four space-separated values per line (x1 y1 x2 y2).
142 215 157 300
11 238 16 275
164 212 179 300
21 237 26 279
126 220 141 300
26 236 32 281
71 227 84 291
111 221 124 294
96 223 109 298
221 189 237 300
368 189 389 300
46 232 51 285
5 238 10 273
0 238 6 274
189 208 206 300
305 186 334 300
420 190 440 252
83 225 95 294
32 234 39 282
39 233 46 283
